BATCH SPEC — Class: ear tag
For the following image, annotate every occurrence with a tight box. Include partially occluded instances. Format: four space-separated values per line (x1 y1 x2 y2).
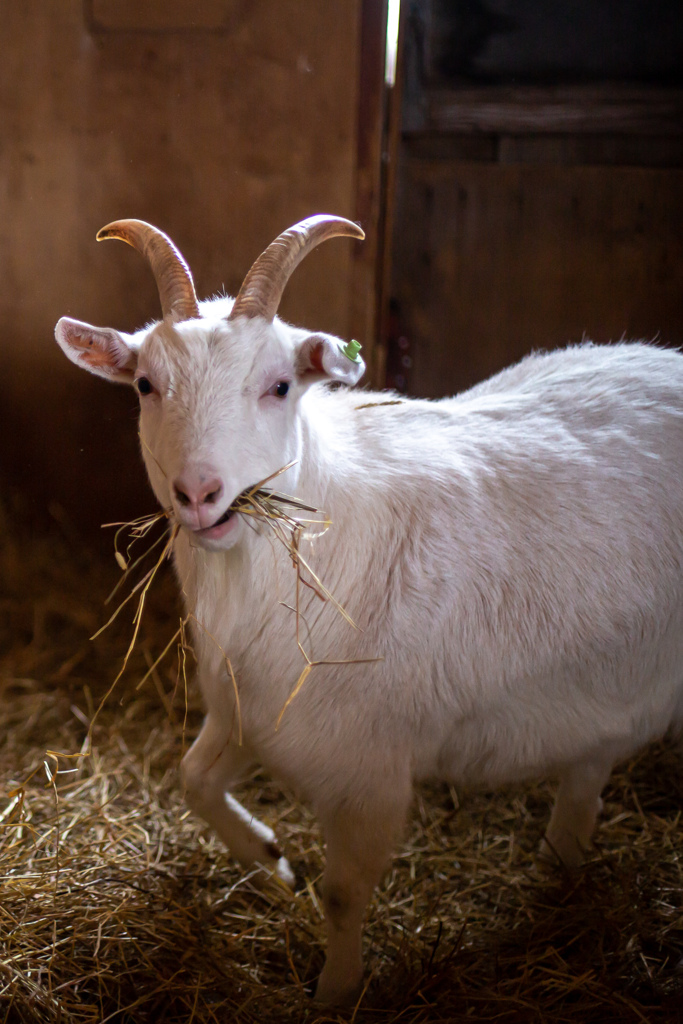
342 339 362 363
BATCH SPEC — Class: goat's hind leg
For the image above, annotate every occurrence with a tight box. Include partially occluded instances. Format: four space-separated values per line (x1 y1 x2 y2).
181 712 294 885
541 754 614 870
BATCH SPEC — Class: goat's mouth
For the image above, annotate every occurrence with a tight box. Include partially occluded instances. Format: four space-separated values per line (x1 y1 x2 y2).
189 504 239 543
210 506 235 529
195 501 240 537
187 483 258 540
182 468 310 541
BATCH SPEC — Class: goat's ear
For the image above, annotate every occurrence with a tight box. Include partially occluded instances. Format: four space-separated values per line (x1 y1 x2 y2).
55 317 138 384
294 332 365 387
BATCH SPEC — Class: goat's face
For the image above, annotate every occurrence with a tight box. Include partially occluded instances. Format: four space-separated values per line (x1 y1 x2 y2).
54 216 365 552
55 311 363 551
137 315 302 550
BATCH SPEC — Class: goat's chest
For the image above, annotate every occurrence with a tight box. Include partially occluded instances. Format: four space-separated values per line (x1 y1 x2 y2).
177 544 311 728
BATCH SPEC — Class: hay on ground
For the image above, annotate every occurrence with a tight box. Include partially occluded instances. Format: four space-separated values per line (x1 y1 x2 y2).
0 495 682 1023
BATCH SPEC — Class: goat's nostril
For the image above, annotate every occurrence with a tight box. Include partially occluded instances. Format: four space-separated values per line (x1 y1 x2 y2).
198 480 224 506
173 474 223 510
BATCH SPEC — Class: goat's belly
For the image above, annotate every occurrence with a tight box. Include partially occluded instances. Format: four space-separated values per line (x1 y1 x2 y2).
432 662 683 791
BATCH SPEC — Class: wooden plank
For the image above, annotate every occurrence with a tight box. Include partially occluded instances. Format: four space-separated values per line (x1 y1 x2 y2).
87 0 239 32
497 134 683 168
349 0 388 387
425 86 683 136
0 0 366 531
87 0 240 32
374 1 406 390
404 133 683 169
391 159 683 398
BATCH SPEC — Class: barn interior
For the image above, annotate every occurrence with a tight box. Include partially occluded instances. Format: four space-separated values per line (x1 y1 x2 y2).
1 2 682 1022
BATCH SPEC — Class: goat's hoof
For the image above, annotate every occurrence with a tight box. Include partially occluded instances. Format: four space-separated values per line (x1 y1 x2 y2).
314 968 363 1007
538 834 585 873
274 854 295 888
250 854 295 891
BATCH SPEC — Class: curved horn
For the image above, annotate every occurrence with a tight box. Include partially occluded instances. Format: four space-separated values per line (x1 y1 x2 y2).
228 215 365 323
96 219 200 323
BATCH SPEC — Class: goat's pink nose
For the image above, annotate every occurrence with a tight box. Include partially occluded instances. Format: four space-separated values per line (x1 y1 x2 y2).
173 474 224 509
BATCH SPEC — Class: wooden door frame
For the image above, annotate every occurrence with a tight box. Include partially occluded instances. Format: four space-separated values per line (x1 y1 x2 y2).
350 0 404 389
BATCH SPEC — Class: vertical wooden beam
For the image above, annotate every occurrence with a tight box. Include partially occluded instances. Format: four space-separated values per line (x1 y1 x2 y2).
375 3 406 390
350 0 389 387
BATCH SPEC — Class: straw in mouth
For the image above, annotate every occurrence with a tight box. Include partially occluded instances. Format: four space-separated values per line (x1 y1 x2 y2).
181 469 325 538
207 505 234 530
183 465 329 536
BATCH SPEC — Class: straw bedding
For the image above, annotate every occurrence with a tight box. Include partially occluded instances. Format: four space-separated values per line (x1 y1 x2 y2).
1 498 682 1023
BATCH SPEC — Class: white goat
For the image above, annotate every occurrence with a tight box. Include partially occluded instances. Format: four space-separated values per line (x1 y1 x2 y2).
56 216 683 1006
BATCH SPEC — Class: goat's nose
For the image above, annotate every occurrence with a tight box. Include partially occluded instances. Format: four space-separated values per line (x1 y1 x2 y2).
173 475 224 509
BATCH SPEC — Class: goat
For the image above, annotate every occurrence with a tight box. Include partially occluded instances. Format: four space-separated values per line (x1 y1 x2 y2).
55 216 683 1005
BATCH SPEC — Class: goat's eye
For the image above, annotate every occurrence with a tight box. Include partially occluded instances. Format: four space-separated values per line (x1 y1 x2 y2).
262 379 291 400
136 377 154 396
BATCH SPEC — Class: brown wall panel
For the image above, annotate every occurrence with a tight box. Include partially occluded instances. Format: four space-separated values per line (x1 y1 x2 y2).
392 157 683 398
0 0 367 533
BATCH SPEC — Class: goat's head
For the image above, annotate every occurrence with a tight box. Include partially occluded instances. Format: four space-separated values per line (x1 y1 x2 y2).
55 216 365 550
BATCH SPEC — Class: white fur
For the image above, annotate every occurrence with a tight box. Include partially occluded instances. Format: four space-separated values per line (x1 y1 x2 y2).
56 301 683 1005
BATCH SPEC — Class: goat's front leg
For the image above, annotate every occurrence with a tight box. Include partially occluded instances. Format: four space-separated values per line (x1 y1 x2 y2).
315 797 409 1006
181 712 294 885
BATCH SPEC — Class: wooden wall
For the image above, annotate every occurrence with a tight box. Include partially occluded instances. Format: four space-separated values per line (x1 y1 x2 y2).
0 0 373 533
389 1 683 399
392 147 683 397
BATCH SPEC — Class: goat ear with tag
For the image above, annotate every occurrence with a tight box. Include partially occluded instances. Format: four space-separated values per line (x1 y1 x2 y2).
295 332 365 386
55 317 139 384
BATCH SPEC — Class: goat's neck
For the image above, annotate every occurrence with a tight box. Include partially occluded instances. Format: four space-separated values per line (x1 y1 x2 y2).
295 388 362 514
